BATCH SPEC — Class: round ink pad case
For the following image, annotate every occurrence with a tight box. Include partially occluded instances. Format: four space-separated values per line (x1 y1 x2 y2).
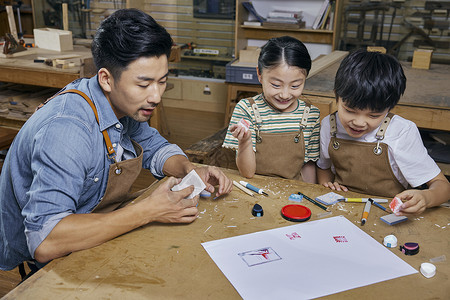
281 204 311 222
399 242 419 255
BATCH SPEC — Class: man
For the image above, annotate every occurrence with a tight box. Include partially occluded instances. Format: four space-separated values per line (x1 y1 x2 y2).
0 9 232 274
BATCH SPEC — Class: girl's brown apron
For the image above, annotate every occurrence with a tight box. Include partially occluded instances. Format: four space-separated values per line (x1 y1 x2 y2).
248 98 310 180
328 112 405 197
50 89 145 213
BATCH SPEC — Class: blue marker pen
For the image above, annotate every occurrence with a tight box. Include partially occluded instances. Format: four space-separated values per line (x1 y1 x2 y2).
239 181 269 196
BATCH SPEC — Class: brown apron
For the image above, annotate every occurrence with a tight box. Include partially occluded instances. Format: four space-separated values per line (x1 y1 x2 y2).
44 89 144 213
249 98 310 180
329 112 405 197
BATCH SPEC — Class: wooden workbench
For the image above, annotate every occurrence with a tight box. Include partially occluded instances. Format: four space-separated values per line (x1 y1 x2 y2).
3 167 448 299
0 46 164 132
225 52 450 132
0 45 95 88
304 57 450 132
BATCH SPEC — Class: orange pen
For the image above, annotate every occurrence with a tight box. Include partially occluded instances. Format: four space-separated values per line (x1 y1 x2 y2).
361 199 373 226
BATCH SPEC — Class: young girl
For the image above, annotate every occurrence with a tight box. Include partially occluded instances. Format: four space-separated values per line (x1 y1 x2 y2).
222 36 320 182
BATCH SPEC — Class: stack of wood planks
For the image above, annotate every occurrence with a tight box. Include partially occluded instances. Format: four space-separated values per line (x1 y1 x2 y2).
0 83 58 128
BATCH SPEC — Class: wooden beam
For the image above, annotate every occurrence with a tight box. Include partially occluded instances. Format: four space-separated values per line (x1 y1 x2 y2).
62 3 69 31
6 6 18 40
308 51 348 78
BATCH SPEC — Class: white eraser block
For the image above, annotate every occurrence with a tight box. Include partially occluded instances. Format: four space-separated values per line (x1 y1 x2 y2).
171 170 206 199
380 213 408 225
237 118 250 132
389 196 403 214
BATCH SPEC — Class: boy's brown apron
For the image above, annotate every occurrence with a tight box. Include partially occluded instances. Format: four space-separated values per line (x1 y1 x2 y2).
45 89 145 213
328 112 405 197
249 98 310 180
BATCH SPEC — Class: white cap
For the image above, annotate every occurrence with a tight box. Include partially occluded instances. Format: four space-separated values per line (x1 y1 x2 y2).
383 235 398 248
420 263 436 278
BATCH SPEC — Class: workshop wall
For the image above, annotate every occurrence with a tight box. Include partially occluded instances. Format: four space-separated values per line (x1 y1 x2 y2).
339 0 450 63
77 0 450 64
88 0 234 78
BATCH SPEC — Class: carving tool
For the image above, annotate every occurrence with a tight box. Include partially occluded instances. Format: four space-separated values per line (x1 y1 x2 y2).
233 180 254 197
345 198 388 203
298 192 329 211
239 181 268 196
361 199 373 225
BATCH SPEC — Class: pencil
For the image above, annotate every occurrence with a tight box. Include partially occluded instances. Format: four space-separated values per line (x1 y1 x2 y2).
298 192 329 211
233 180 254 197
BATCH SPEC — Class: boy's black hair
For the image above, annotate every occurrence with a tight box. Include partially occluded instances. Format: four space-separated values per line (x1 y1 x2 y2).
334 49 406 112
91 9 173 80
258 36 311 76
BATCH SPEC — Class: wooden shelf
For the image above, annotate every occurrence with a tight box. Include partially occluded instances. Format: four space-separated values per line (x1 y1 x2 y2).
235 0 343 58
181 54 233 62
240 25 334 45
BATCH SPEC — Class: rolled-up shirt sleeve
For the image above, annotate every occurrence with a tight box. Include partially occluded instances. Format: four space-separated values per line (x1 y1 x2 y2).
25 212 71 259
150 144 187 178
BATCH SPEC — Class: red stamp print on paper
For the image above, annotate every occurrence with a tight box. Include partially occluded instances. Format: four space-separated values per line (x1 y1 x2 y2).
286 232 301 240
333 236 348 243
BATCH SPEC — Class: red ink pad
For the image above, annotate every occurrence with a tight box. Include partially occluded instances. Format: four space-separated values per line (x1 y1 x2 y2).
281 204 311 222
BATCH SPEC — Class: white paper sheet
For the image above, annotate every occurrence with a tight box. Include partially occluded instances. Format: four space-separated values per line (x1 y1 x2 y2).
202 216 417 299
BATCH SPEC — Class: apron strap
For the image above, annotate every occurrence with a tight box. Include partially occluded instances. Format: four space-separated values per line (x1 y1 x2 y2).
248 97 263 143
329 111 396 155
37 89 118 162
375 112 394 140
248 97 310 144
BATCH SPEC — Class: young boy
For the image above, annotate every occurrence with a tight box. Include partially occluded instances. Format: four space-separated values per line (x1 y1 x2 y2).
317 49 450 216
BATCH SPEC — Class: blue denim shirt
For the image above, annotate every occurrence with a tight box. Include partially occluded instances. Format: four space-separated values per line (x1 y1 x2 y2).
0 76 186 270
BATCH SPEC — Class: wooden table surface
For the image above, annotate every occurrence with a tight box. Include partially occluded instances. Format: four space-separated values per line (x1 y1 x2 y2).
0 45 95 88
3 167 448 299
304 58 450 131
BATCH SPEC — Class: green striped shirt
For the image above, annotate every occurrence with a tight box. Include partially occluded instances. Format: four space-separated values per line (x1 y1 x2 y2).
222 94 320 163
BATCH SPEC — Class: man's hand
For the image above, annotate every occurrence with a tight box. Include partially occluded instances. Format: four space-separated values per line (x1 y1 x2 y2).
321 181 348 192
194 165 233 197
141 177 200 223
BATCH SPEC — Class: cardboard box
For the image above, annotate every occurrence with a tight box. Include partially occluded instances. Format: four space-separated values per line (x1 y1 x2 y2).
239 47 260 65
367 46 386 53
33 28 73 52
412 49 433 70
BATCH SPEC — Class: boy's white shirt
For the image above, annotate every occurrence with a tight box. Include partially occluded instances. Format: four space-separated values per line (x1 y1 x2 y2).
317 114 441 188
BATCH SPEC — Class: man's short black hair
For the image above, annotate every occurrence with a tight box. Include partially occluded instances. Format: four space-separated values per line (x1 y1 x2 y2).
91 9 173 80
334 49 406 112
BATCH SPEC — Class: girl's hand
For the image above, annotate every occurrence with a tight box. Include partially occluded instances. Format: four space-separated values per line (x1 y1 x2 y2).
229 124 251 142
321 181 348 192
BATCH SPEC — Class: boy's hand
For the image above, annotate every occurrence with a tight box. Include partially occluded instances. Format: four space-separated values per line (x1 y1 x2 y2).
394 190 428 216
230 124 251 142
321 181 348 192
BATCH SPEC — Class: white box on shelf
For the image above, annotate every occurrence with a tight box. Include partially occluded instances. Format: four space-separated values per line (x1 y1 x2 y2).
33 28 73 52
